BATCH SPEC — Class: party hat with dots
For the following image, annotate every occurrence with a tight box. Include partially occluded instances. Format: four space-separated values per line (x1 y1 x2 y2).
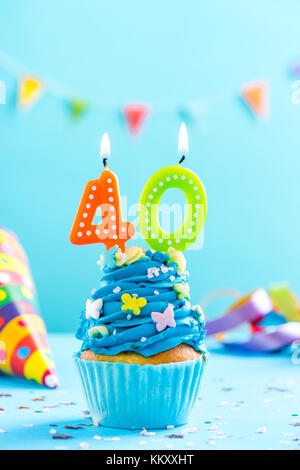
0 226 58 388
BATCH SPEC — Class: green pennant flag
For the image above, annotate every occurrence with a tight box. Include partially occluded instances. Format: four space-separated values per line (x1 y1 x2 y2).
68 98 89 120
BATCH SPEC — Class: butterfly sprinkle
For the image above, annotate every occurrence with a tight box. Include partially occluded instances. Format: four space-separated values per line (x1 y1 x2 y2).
151 304 176 332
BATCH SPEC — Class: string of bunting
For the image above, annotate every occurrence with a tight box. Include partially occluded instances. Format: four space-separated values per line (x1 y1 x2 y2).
0 49 298 136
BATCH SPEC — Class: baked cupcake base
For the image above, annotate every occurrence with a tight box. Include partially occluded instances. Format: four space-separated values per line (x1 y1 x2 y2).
80 343 203 365
75 346 206 429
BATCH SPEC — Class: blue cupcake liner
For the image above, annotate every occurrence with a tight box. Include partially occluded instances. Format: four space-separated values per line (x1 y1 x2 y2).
74 353 206 429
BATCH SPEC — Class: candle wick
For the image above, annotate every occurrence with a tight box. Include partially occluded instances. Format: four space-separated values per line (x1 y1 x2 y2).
103 157 108 169
178 155 185 167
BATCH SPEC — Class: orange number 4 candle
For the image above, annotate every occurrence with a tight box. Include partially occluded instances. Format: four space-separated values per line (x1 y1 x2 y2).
70 134 135 252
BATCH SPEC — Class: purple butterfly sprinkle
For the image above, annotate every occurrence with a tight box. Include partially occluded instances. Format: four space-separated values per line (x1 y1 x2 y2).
151 304 176 332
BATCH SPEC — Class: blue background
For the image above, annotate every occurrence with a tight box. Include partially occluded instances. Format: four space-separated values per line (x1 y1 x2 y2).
0 0 299 332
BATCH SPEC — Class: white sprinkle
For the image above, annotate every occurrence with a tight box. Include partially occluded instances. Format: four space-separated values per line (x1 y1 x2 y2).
173 175 178 179
86 203 91 209
166 425 174 429
113 286 121 293
86 231 91 236
79 222 84 227
170 275 175 281
146 202 150 207
111 216 116 221
153 187 157 192
95 229 100 235
187 441 195 447
209 425 218 431
82 213 88 218
77 232 82 237
207 440 216 446
189 179 193 184
154 290 159 295
93 435 102 440
113 329 117 335
121 227 126 232
127 314 132 320
92 186 97 190
194 186 198 190
140 428 156 436
148 194 153 199
160 265 168 273
109 197 114 202
89 194 94 200
108 188 113 193
140 337 147 342
113 234 118 239
166 177 171 182
110 206 115 212
196 195 200 199
107 178 112 183
80 442 89 449
112 225 117 230
256 427 267 434
159 182 163 186
181 175 186 180
49 429 57 435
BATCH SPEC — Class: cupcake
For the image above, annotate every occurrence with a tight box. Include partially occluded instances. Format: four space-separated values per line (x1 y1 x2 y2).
75 245 207 429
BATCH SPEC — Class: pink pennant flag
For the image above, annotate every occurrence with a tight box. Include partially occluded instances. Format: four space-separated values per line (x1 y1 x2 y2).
123 104 149 135
240 81 269 119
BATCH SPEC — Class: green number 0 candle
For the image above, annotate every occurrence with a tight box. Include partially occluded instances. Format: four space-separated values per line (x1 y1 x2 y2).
138 164 207 252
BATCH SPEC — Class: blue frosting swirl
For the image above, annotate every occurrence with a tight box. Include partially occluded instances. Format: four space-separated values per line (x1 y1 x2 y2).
76 248 206 357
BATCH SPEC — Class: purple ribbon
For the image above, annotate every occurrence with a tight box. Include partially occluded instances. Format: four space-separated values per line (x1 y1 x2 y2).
205 288 300 352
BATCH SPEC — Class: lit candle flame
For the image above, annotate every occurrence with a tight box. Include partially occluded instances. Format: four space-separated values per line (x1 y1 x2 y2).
100 133 111 158
178 122 188 156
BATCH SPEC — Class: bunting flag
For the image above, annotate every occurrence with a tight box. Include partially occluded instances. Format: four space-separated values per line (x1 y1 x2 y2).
291 60 300 77
240 81 268 119
123 104 149 135
68 98 89 120
18 76 43 110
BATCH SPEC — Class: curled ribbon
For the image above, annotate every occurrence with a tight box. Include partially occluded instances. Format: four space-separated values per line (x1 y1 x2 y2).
203 286 300 352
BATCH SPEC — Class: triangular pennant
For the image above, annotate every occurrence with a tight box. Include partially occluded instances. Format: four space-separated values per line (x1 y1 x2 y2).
123 104 149 135
291 61 300 78
68 98 89 120
240 81 268 119
18 76 43 110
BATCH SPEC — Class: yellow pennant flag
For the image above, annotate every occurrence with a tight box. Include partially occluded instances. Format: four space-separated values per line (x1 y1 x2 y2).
18 76 43 109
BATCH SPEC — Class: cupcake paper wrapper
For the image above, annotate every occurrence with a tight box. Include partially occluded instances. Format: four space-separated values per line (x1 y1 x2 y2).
75 354 206 429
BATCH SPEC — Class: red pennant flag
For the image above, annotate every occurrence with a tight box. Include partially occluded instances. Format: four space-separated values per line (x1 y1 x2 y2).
240 81 268 119
123 104 149 135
